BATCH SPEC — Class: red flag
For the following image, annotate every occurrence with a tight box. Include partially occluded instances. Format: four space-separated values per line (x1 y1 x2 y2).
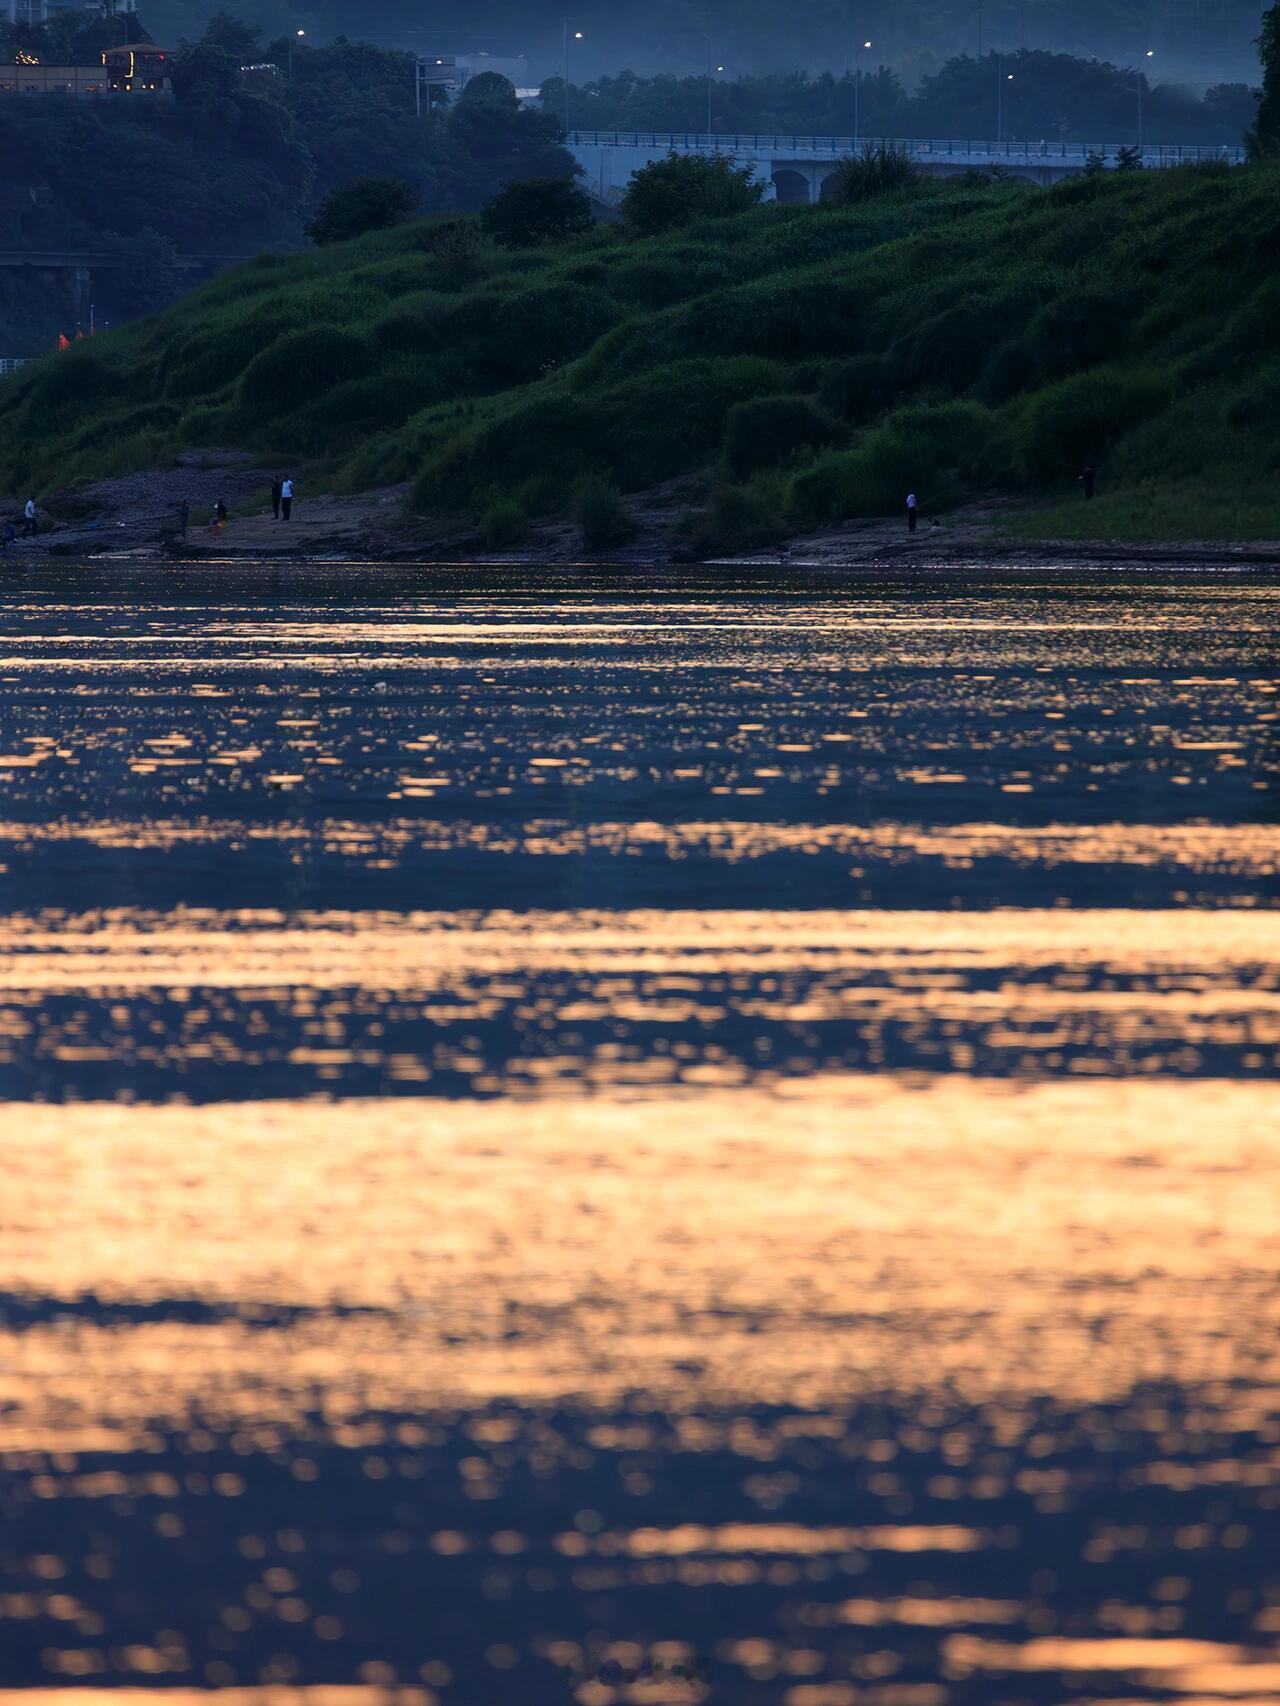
57 333 70 350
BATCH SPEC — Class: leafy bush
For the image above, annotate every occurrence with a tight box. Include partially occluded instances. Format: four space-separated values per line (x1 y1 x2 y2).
621 152 767 236
482 175 595 248
1024 287 1140 381
695 481 783 555
574 475 633 549
238 325 375 418
1016 366 1171 481
305 178 419 246
491 283 619 379
816 354 899 421
822 144 921 206
722 393 838 477
480 494 529 548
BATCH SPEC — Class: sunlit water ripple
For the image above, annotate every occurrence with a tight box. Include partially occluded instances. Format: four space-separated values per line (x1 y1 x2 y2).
0 566 1276 1706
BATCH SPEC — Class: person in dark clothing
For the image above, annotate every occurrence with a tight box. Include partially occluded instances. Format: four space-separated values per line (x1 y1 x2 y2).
281 477 294 521
177 498 190 539
1079 463 1096 499
214 498 227 524
270 477 283 520
906 491 918 533
1 520 16 552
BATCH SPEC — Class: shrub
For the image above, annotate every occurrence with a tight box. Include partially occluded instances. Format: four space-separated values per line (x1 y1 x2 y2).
371 293 451 356
491 282 619 379
1016 366 1171 482
416 393 614 511
480 494 529 548
722 393 838 477
601 356 792 489
621 152 767 236
606 256 690 308
482 175 595 248
695 481 782 555
574 475 633 549
305 178 418 246
822 144 920 206
1025 287 1140 381
816 354 898 421
238 325 375 419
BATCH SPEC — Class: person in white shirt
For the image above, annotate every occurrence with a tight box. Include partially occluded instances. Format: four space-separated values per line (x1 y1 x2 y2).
22 497 38 538
281 478 294 521
906 492 918 534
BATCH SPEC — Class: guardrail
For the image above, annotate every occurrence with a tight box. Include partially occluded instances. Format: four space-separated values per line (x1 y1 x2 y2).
0 357 31 376
568 130 1246 166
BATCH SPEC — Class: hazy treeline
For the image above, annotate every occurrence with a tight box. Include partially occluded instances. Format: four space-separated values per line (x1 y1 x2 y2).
555 53 1257 145
140 0 1264 86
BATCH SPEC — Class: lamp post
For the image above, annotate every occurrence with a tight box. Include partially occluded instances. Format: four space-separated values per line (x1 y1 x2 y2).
1140 48 1152 150
287 28 303 76
561 18 583 137
853 38 870 145
705 41 724 140
997 61 1013 146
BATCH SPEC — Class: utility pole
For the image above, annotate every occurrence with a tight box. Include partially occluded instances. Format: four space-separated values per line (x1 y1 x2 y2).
977 0 983 59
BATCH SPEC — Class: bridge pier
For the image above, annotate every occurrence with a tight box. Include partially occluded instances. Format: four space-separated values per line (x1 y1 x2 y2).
71 266 92 331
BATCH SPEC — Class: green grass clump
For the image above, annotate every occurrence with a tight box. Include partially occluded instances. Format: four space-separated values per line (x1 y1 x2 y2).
480 494 529 549
573 475 633 550
722 394 838 478
6 164 1280 542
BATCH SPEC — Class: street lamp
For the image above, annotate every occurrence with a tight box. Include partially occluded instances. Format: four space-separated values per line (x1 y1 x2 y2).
997 65 1013 146
853 39 871 145
288 27 304 75
705 40 725 139
1133 49 1153 151
561 18 583 137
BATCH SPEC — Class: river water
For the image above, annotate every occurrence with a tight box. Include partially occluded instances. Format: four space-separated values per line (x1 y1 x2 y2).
0 564 1277 1706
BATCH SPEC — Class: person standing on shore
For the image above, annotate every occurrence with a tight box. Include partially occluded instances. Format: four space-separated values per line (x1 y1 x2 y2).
270 476 283 520
22 497 38 538
906 492 918 533
281 477 294 521
1079 463 1096 500
178 498 190 539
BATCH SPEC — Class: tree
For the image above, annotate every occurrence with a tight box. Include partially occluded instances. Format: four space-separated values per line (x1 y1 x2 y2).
171 38 241 108
304 175 418 244
202 11 261 61
620 151 766 236
481 174 593 247
1248 3 1280 156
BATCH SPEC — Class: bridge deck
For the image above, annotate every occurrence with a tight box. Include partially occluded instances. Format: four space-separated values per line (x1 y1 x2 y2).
568 130 1244 168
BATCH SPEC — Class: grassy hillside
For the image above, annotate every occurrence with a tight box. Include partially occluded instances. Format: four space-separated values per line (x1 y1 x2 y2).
5 162 1280 544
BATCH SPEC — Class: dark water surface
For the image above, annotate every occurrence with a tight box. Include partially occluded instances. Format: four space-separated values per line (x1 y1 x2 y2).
0 564 1277 1706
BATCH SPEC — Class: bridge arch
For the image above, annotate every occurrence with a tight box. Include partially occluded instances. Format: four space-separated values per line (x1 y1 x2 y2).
771 168 810 205
817 170 842 202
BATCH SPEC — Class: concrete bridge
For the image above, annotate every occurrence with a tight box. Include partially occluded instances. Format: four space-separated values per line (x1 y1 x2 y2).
0 249 259 330
568 131 1244 204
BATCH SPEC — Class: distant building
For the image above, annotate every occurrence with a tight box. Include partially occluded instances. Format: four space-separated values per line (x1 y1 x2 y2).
0 42 171 95
415 51 538 109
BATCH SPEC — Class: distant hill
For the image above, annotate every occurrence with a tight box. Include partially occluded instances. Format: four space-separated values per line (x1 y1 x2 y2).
5 159 1280 543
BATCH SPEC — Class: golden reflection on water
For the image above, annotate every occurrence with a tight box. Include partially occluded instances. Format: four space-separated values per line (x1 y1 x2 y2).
3 1075 1278 1421
2 579 1279 1703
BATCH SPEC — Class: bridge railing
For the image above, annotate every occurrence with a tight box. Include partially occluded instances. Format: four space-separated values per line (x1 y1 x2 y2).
568 130 1245 167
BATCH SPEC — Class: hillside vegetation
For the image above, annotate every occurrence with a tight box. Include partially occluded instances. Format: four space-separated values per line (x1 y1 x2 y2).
5 160 1280 543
